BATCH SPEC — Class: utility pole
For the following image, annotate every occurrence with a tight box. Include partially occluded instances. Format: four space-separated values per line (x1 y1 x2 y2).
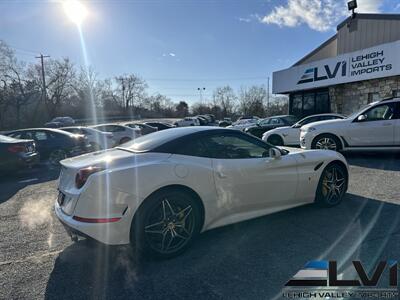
36 54 50 99
32 54 50 123
266 76 270 112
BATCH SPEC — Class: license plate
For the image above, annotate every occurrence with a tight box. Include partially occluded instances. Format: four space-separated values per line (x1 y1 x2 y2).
57 192 65 206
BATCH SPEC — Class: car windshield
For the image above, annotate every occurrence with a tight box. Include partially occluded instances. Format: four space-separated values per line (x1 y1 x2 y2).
347 103 374 119
281 115 298 124
0 134 20 142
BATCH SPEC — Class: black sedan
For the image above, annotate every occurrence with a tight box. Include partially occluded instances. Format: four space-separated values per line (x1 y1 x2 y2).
244 115 298 138
5 128 90 165
0 135 40 172
143 122 175 131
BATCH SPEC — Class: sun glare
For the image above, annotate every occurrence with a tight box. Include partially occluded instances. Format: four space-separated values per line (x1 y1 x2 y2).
63 0 88 26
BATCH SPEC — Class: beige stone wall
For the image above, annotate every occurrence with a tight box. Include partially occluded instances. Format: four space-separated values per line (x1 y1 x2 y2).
329 75 400 115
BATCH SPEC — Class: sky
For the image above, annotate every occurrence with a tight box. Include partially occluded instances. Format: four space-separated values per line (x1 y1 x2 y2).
0 0 399 103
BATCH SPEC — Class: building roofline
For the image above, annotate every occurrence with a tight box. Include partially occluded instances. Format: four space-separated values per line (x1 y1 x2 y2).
337 13 400 30
292 34 337 67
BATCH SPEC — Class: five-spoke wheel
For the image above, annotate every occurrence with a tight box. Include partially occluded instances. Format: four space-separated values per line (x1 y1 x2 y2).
133 189 201 258
316 164 347 207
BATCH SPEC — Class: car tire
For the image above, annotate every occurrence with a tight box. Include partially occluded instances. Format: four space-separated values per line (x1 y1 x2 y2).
311 134 342 151
132 189 202 259
119 137 131 144
267 135 284 146
48 149 67 166
315 163 347 207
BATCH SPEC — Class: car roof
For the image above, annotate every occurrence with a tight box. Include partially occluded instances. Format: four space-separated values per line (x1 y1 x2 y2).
119 126 233 152
7 128 76 136
91 123 125 127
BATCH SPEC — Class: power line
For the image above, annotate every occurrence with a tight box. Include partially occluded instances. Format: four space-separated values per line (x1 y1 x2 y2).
145 76 267 82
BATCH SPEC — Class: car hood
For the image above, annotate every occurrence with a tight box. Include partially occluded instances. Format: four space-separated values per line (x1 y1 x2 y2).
266 126 292 134
301 118 348 131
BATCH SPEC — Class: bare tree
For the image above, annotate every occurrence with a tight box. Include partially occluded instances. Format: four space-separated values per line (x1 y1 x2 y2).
0 40 39 127
212 85 237 118
28 58 76 118
238 85 266 117
115 74 147 112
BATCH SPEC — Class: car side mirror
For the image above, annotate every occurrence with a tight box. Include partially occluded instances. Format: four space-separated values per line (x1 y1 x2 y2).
269 148 282 159
357 114 367 122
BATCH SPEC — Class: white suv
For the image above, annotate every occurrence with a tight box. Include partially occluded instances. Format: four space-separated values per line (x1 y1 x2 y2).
300 98 400 151
262 113 345 146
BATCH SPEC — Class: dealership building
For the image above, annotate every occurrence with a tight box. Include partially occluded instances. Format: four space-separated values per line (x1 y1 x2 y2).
273 13 400 118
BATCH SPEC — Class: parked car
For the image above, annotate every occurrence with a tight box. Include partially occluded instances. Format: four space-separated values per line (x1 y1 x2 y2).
196 116 209 126
218 120 231 127
55 127 348 259
61 126 115 150
91 124 141 145
204 114 216 123
5 128 90 165
45 116 75 128
300 98 400 151
123 122 158 135
226 118 259 131
237 116 260 121
174 117 201 127
262 114 346 146
244 115 298 138
0 135 40 172
143 122 175 131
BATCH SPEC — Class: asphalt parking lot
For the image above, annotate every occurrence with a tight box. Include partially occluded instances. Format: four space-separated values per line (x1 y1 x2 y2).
1 153 400 300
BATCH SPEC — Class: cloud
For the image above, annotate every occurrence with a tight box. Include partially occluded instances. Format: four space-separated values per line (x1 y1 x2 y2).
238 17 251 23
238 14 262 23
162 52 176 57
261 0 382 32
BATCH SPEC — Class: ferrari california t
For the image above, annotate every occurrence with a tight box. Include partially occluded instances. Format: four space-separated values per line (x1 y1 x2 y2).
55 127 348 258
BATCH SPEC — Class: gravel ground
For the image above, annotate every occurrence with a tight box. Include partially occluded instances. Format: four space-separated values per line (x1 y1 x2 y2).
0 152 400 300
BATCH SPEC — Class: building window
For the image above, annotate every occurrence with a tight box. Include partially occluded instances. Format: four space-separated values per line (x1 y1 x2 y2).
368 92 380 103
289 89 330 118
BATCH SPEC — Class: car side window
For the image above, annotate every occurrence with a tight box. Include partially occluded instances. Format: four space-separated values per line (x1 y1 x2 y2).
362 104 395 121
206 134 270 159
34 131 48 141
270 118 283 125
108 125 124 132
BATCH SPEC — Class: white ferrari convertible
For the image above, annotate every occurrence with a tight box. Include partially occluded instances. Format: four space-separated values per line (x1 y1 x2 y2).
55 127 348 258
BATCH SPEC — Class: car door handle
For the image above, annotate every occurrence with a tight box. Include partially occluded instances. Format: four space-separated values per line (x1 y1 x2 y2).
382 123 392 126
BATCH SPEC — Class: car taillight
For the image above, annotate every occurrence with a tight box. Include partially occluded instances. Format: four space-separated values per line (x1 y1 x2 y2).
75 166 104 189
8 144 26 153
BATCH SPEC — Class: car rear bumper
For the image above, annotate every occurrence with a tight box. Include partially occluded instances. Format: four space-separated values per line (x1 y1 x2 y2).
54 201 131 245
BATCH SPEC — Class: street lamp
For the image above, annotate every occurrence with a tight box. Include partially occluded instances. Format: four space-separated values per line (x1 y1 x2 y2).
197 87 206 103
347 0 357 18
